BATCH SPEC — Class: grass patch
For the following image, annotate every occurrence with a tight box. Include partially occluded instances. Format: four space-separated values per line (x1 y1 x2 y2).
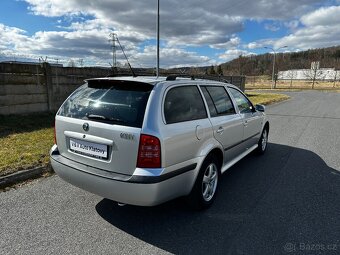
0 113 54 176
246 92 290 105
246 88 303 92
245 76 340 90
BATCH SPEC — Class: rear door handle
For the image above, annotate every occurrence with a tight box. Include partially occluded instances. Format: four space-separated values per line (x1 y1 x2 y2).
244 120 248 126
216 127 224 134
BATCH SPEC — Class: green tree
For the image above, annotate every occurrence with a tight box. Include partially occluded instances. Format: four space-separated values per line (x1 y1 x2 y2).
208 65 216 75
333 49 340 58
217 65 223 75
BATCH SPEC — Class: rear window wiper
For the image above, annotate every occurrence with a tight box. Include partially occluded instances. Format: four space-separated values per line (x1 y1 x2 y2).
85 114 125 124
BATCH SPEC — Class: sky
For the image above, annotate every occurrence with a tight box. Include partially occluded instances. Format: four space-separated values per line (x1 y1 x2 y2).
0 0 340 68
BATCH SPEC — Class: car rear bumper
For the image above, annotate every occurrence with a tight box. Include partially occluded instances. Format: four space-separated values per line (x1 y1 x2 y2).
50 145 199 206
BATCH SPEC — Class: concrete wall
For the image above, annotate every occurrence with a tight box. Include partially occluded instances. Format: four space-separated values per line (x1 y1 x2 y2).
0 62 110 115
0 62 246 115
0 63 46 115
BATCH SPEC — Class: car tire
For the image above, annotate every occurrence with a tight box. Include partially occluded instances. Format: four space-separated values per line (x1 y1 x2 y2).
187 155 220 210
257 126 269 155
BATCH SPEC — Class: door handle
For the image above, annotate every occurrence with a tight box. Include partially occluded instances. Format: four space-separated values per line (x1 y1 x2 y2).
244 120 248 126
216 127 224 134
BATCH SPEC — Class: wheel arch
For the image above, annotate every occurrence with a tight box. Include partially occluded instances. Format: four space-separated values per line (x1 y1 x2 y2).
206 148 223 171
187 146 223 209
191 146 223 188
264 121 270 132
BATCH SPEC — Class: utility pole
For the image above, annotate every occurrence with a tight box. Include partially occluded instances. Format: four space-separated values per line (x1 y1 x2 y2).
264 46 287 89
109 33 136 77
156 0 160 78
109 33 117 72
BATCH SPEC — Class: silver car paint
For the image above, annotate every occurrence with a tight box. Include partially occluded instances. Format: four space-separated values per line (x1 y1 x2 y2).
50 144 199 206
50 77 268 206
226 86 264 148
56 115 142 176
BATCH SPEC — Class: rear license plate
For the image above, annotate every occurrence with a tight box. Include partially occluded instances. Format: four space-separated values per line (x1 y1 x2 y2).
69 138 108 159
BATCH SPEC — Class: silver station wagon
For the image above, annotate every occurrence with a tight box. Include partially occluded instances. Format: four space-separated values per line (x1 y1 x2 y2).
50 76 269 209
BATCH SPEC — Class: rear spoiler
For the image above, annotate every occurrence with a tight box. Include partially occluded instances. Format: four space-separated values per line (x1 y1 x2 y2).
84 79 153 91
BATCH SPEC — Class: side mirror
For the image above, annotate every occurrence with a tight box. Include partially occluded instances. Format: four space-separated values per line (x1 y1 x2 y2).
255 104 265 112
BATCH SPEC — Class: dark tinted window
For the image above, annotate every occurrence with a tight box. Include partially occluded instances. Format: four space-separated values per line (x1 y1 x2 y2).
58 81 152 128
204 86 235 116
201 87 217 117
164 86 207 124
228 87 253 113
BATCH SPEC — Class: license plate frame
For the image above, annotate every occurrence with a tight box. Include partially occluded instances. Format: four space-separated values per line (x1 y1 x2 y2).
69 138 108 160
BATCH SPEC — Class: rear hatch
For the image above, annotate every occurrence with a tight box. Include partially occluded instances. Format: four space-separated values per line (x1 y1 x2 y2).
55 79 153 176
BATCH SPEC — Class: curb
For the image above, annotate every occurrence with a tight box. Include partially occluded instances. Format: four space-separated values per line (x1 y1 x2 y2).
0 165 54 190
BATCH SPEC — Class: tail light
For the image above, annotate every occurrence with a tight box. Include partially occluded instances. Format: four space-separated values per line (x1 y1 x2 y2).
54 119 57 145
137 134 161 168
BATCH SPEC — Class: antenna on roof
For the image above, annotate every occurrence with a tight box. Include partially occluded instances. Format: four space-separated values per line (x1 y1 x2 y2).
156 0 160 78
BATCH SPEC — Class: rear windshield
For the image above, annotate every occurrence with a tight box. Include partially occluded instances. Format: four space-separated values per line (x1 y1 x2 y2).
58 80 153 128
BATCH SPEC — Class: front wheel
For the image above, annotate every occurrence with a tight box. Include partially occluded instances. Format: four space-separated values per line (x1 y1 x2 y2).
257 127 268 155
187 155 220 210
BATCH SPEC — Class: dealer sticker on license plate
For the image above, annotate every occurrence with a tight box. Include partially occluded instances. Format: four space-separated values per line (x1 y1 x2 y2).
69 138 108 159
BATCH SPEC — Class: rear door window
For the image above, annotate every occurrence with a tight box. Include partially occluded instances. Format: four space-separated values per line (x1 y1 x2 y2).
200 87 218 117
58 80 152 128
164 86 207 124
201 86 235 116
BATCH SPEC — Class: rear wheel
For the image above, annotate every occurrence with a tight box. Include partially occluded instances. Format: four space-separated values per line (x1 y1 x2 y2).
187 155 220 210
257 127 268 155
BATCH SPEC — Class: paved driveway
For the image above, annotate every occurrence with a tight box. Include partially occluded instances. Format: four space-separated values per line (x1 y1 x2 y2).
1 91 339 255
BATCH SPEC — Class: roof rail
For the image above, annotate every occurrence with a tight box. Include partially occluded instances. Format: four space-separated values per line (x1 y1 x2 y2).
195 75 230 83
166 74 230 83
166 74 195 81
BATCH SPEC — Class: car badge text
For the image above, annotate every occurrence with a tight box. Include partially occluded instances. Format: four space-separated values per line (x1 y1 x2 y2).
120 132 135 140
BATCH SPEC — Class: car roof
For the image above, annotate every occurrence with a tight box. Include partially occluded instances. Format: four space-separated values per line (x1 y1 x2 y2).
86 76 166 85
85 76 239 90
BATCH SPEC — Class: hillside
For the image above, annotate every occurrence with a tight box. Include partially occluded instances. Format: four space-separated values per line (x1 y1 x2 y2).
219 45 340 76
89 45 340 77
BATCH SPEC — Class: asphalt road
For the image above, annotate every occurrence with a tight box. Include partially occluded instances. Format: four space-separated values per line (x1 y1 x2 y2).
1 91 339 255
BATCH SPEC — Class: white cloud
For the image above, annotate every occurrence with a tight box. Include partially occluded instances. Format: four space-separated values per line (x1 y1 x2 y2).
0 24 28 48
2 0 338 67
24 0 324 20
24 0 245 47
219 49 256 62
26 0 82 17
247 42 259 50
264 23 280 32
23 0 325 47
132 46 215 68
210 37 241 49
284 20 300 31
0 22 215 67
274 24 340 50
246 39 276 50
274 5 340 50
247 5 340 52
301 5 340 26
